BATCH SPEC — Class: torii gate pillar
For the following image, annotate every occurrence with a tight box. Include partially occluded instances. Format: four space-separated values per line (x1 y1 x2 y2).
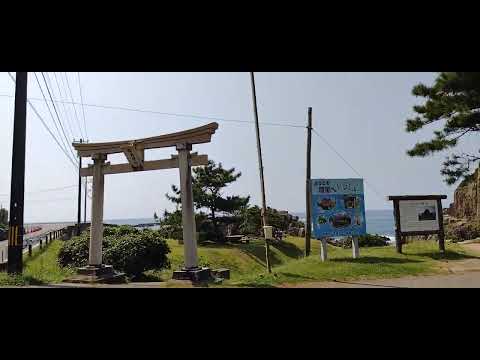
72 153 124 283
89 153 107 266
177 143 198 269
172 143 211 281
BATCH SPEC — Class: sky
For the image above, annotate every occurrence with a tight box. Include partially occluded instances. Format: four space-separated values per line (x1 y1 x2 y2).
0 72 477 223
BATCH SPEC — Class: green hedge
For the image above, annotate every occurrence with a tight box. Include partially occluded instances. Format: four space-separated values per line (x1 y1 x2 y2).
334 234 390 248
58 227 171 277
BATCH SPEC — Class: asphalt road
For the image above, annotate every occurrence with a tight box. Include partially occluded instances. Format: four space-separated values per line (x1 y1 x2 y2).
0 222 73 263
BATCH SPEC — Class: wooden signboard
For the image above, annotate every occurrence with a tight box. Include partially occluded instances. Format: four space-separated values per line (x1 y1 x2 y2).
388 195 447 254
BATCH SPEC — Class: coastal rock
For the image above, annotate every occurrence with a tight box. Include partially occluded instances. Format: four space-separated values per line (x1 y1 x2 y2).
448 166 480 220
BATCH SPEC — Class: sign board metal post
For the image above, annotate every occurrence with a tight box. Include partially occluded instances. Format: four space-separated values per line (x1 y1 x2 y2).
352 237 360 258
320 237 328 261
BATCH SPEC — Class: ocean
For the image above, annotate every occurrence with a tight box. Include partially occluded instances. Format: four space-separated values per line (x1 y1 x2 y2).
291 209 395 240
106 209 395 239
105 218 161 230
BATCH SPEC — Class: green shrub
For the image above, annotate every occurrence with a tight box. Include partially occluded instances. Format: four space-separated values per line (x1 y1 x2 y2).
334 234 390 248
198 231 209 243
103 225 118 237
103 230 170 276
58 234 91 268
58 229 171 277
158 225 183 240
115 225 140 236
239 205 304 236
358 234 390 247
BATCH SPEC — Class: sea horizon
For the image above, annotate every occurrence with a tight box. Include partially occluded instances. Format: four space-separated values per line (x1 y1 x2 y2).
23 209 395 238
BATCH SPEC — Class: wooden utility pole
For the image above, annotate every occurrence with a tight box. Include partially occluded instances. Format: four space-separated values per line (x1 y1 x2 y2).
7 72 28 274
76 139 83 235
305 107 313 257
84 176 87 224
250 72 272 273
477 162 480 219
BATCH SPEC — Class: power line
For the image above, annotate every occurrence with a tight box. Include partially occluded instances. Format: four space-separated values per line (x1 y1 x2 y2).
58 73 81 140
0 93 306 129
40 72 78 162
77 72 88 140
61 72 84 139
0 185 77 197
38 72 75 159
63 72 85 139
33 73 69 154
53 72 77 142
24 197 77 203
6 72 78 168
311 128 385 201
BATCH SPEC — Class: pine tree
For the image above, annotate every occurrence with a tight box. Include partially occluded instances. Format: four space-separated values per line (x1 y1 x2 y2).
166 160 250 239
406 72 480 184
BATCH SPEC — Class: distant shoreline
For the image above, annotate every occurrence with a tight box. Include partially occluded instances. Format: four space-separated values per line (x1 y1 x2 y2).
22 209 396 239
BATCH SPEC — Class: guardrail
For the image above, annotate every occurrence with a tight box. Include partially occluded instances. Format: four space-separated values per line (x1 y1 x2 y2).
0 225 78 270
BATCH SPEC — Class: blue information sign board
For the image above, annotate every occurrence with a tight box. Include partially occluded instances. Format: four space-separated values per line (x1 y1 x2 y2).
311 178 366 238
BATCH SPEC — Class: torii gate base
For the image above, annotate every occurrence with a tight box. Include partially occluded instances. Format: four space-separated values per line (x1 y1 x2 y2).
66 265 126 284
172 267 211 282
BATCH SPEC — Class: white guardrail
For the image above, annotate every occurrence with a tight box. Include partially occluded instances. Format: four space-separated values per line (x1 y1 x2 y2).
0 225 71 264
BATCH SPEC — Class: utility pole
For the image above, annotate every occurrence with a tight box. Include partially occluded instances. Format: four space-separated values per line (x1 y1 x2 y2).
76 139 83 235
250 72 271 273
305 107 313 257
84 139 88 224
477 162 480 219
84 177 87 224
7 72 28 274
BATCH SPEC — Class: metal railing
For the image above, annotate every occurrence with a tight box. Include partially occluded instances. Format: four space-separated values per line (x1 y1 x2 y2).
0 226 72 269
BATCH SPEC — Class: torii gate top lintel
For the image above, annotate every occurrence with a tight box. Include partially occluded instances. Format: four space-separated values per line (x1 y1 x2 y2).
72 122 218 157
72 122 218 176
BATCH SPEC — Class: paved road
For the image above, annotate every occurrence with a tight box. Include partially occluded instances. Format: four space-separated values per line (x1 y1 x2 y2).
0 222 73 263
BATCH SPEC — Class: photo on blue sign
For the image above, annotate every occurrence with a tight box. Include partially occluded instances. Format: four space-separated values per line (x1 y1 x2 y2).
311 179 366 238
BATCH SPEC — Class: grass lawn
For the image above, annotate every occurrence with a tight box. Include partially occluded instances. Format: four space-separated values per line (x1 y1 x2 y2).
0 240 75 286
1 235 477 287
142 236 478 287
225 237 478 287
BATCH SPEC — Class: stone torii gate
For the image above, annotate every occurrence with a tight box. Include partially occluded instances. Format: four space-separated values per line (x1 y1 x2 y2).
71 122 218 282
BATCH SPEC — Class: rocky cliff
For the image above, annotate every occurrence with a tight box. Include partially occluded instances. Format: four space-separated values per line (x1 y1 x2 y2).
448 166 480 220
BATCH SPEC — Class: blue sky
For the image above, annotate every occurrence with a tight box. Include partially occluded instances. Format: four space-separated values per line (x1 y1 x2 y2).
1 72 476 223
